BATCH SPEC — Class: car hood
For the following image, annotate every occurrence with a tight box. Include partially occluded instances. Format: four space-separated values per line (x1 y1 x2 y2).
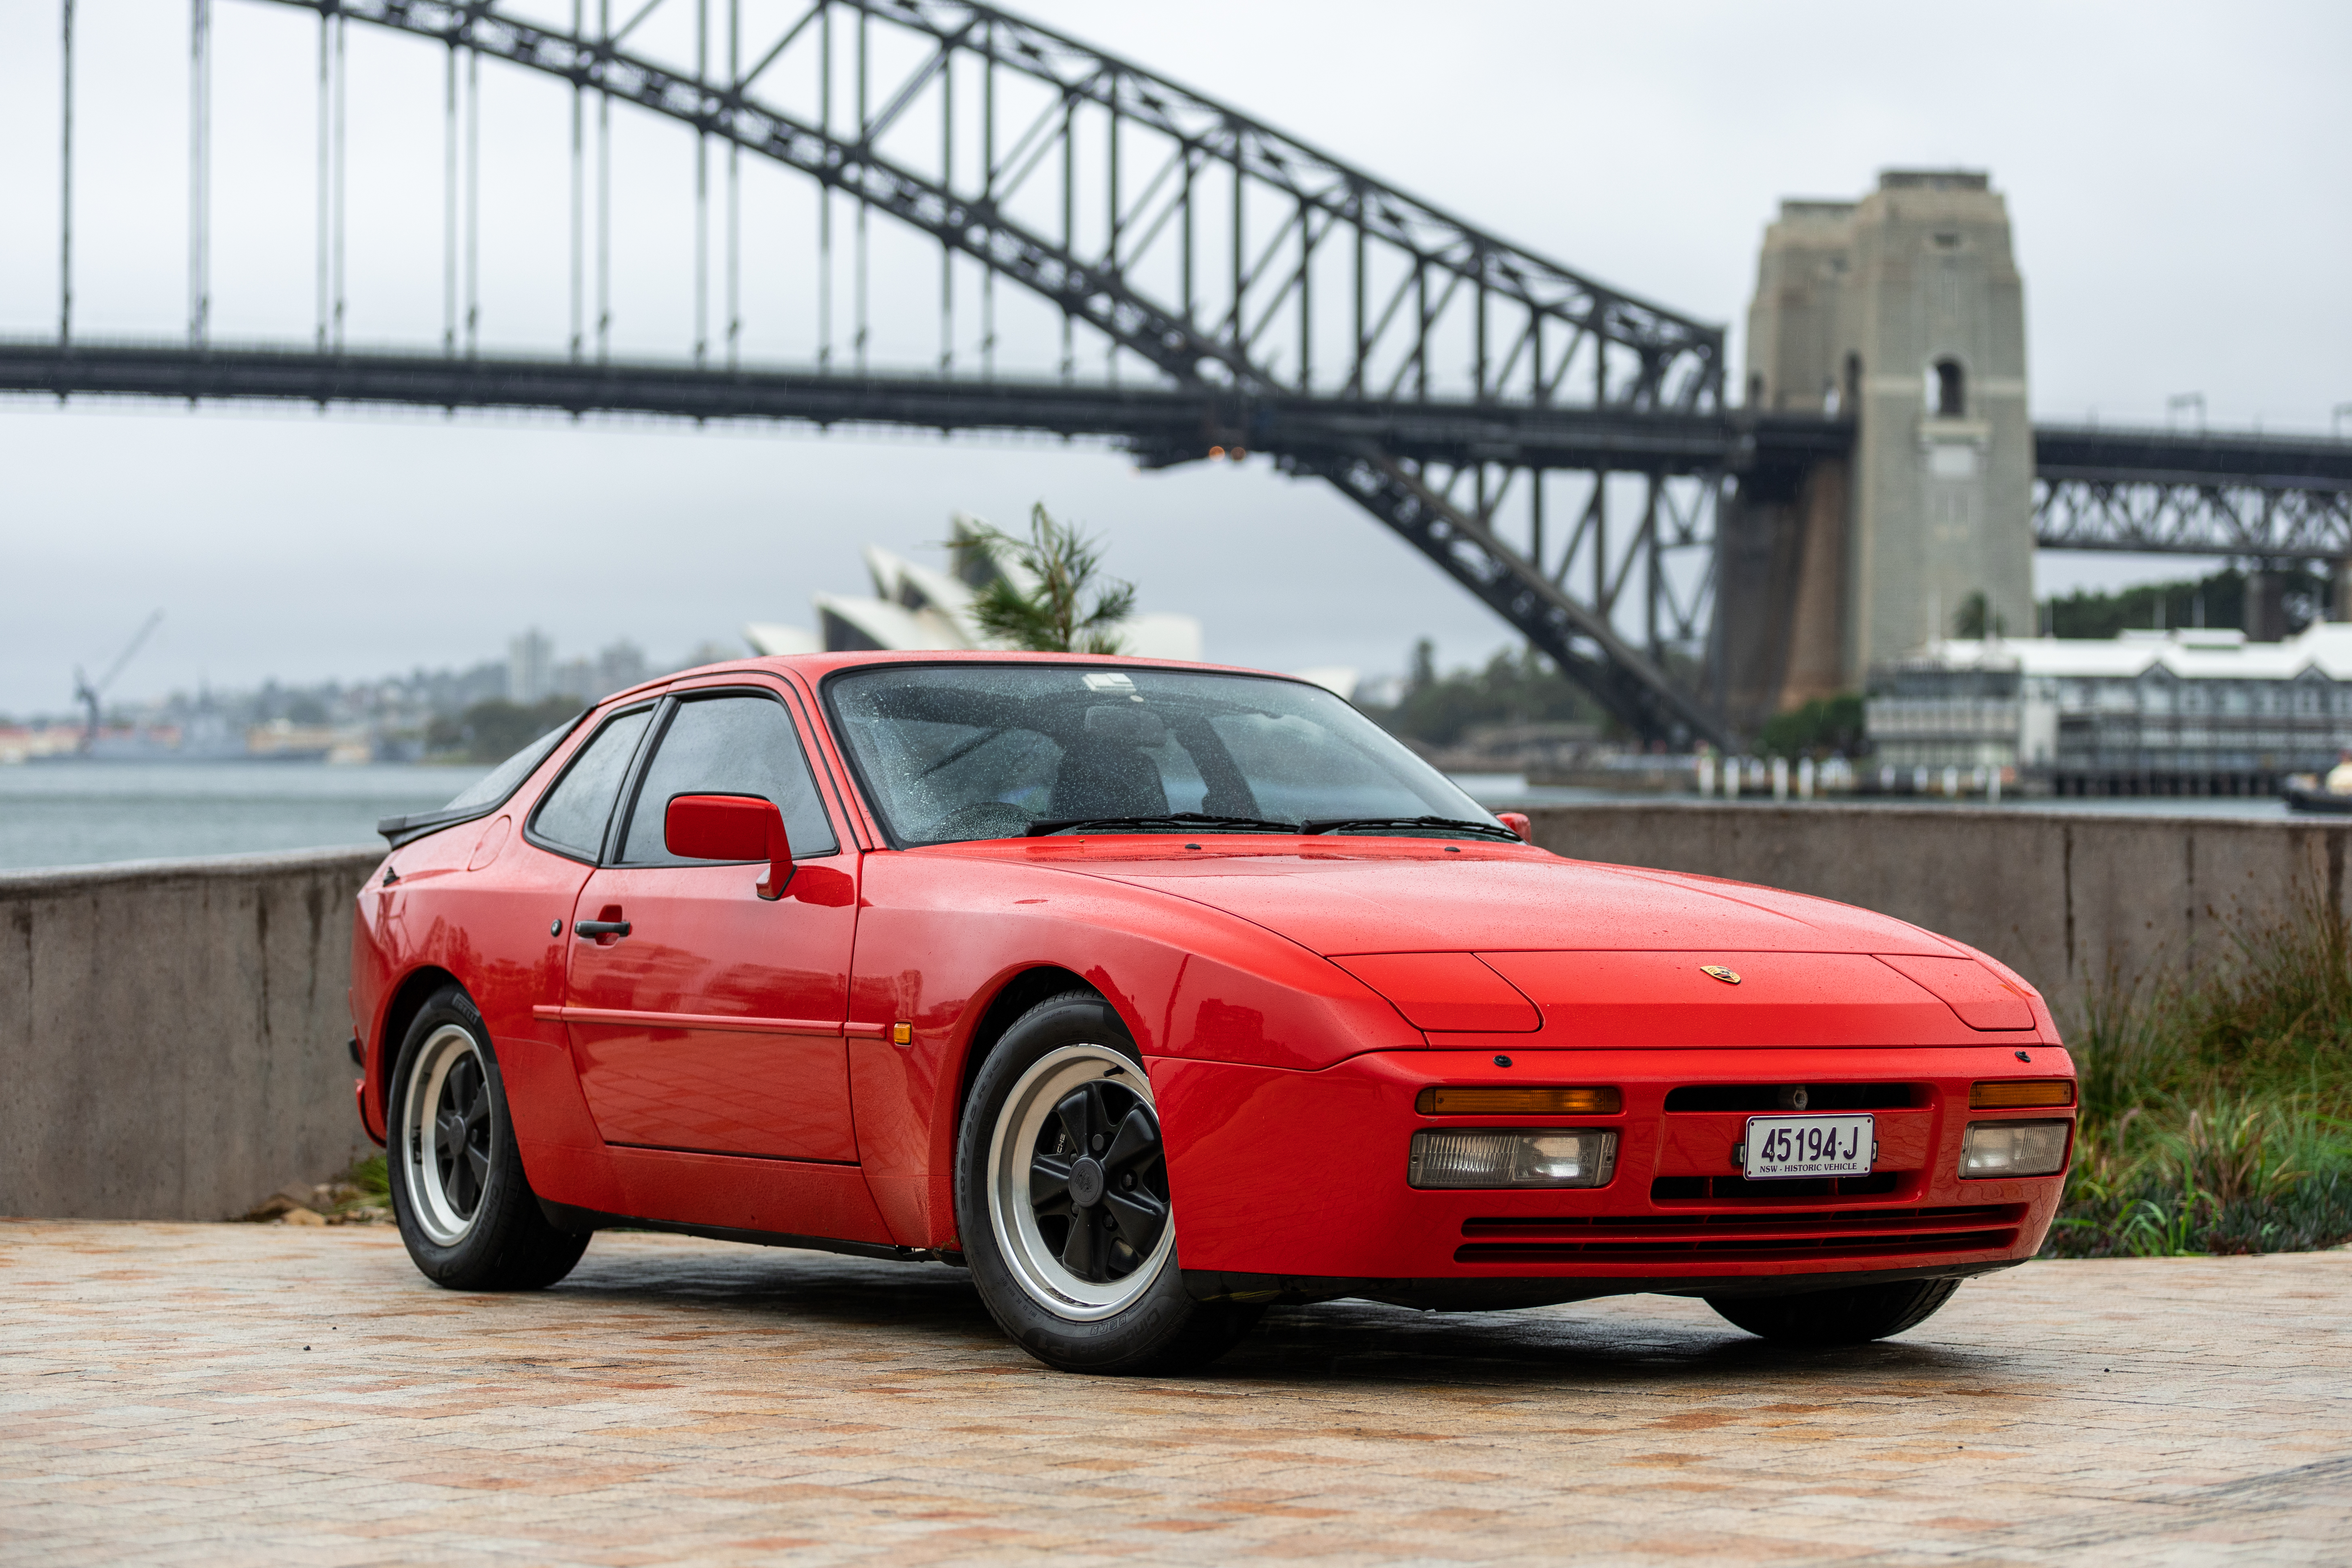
1055 844 1958 959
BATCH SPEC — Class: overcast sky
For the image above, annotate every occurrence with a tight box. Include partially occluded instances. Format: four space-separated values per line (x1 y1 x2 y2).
4 0 2349 717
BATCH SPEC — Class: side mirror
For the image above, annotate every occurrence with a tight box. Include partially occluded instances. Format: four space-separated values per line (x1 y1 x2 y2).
665 793 793 900
1496 811 1532 842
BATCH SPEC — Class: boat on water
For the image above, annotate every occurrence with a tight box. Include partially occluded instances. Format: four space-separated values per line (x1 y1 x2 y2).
2283 780 2352 814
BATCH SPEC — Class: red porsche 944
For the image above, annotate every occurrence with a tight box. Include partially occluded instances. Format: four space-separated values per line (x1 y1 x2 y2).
352 652 2074 1373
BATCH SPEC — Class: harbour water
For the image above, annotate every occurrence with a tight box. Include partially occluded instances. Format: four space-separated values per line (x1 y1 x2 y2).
0 762 2297 875
0 762 487 873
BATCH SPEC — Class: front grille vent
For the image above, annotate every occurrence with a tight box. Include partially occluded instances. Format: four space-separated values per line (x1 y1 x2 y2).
1663 1082 1917 1112
1454 1204 2022 1265
1652 1172 1901 1201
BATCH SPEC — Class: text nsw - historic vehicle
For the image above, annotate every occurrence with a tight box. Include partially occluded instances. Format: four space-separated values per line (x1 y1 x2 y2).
353 652 2076 1373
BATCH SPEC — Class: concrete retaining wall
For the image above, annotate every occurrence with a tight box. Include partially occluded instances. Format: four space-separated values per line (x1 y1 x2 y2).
1524 802 2350 1025
4 808 2343 1217
0 846 383 1221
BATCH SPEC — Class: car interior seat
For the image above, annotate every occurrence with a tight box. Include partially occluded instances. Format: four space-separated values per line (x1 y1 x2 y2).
1047 705 1172 821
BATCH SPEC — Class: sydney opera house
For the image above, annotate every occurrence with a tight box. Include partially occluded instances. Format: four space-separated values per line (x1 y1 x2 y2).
745 515 1204 664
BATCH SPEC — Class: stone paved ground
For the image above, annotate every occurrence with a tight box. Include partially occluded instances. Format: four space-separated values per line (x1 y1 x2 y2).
2 1221 2348 1565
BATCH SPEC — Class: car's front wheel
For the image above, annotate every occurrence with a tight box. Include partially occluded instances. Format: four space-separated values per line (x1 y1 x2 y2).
956 990 1261 1374
386 984 590 1291
1705 1277 1963 1345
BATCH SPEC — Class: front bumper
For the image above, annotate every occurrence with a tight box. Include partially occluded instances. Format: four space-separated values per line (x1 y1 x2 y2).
1149 1046 2071 1296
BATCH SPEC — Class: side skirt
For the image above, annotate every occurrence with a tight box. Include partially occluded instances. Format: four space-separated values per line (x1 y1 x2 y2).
537 1197 953 1266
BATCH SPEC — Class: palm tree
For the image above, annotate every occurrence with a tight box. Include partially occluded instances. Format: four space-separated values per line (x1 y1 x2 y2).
958 504 1137 654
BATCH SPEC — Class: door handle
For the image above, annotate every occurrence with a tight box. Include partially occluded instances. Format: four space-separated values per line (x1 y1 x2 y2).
574 919 631 939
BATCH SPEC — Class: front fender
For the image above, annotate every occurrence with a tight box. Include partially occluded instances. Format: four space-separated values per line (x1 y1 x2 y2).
845 848 1421 1247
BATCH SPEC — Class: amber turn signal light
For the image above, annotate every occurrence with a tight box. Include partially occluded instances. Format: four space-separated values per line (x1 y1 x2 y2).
1416 1086 1622 1116
1969 1079 2075 1109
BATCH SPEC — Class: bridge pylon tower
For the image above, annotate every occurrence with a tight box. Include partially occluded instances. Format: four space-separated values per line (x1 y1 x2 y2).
1726 170 2033 731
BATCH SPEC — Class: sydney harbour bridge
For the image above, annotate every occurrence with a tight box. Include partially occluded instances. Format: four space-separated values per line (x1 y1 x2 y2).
7 0 2352 747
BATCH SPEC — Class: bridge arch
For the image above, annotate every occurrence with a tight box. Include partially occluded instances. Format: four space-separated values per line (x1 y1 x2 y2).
264 0 1720 412
230 0 1732 741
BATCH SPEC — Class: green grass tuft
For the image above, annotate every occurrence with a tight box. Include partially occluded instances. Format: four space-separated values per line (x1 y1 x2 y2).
2046 879 2352 1256
343 1153 390 1199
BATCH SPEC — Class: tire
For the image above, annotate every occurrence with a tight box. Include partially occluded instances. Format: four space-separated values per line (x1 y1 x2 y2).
386 984 590 1291
955 990 1262 1374
1706 1277 1963 1345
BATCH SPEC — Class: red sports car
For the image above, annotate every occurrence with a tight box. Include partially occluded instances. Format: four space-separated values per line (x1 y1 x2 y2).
354 652 2074 1373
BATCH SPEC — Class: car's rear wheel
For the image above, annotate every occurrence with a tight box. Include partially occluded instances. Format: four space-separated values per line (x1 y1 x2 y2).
387 984 590 1291
1705 1277 1963 1345
956 990 1261 1374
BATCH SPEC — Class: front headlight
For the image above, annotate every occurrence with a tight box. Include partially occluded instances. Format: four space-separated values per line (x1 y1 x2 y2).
1408 1129 1618 1189
1959 1119 2071 1178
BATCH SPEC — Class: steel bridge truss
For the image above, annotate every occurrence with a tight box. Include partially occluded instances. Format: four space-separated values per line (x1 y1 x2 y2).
28 0 1736 744
2023 435 2352 564
2032 425 2352 562
2036 477 2352 562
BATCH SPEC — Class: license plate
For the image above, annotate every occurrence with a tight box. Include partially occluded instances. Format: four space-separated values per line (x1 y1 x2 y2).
1742 1114 1875 1179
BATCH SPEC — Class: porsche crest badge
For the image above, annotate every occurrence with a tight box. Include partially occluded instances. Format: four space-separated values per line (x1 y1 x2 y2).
1701 965 1742 985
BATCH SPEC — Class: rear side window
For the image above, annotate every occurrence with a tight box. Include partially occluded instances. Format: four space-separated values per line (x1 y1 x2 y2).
618 692 839 863
529 706 654 858
441 719 575 814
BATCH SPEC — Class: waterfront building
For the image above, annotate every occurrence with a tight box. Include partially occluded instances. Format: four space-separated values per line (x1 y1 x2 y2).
0 724 94 764
1866 623 2352 793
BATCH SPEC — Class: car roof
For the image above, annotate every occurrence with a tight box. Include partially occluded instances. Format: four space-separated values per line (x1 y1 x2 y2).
606 648 1305 705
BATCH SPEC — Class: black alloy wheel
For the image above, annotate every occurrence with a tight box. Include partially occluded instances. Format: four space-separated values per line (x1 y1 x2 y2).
1025 1074 1170 1287
386 983 591 1291
431 1049 493 1224
956 989 1262 1374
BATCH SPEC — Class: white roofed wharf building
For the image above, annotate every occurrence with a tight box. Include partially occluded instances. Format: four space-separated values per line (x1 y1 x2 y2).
1867 622 2352 795
745 515 1204 665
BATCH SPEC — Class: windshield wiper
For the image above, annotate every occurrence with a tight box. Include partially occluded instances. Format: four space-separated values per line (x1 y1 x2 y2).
1025 811 1300 837
1300 815 1523 842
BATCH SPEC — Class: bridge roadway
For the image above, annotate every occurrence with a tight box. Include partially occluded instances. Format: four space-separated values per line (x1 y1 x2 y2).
0 339 1807 475
11 339 2350 558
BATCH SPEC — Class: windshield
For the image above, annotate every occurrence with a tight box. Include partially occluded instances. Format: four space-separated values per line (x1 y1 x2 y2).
826 663 1500 846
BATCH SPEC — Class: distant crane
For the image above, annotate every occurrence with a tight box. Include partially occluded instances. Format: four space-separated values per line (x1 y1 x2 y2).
74 610 164 753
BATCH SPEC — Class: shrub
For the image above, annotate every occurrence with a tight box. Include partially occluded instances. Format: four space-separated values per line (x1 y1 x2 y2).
2045 880 2352 1256
1755 694 1865 760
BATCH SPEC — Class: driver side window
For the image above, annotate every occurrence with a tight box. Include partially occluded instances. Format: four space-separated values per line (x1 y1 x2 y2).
616 692 839 863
